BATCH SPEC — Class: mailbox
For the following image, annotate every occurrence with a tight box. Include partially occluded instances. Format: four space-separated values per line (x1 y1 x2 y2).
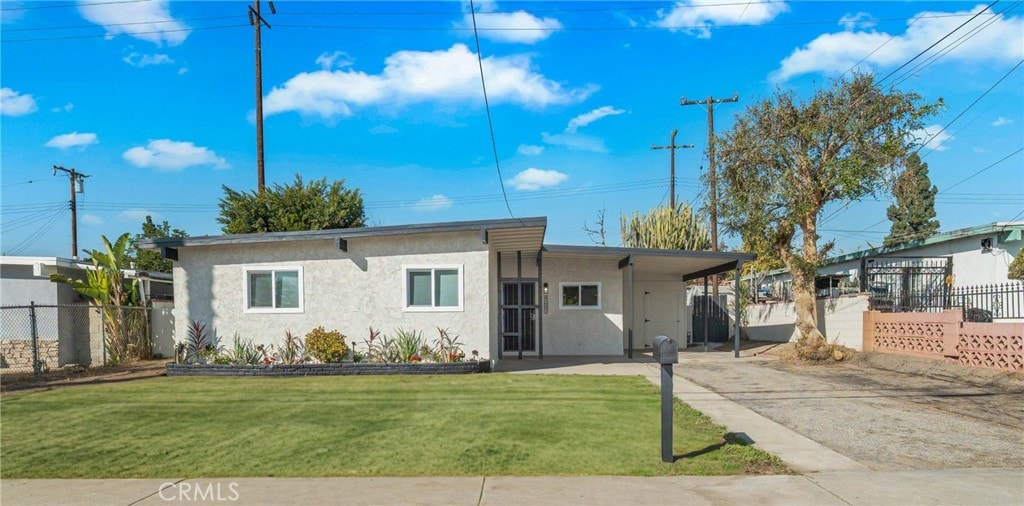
653 335 678 364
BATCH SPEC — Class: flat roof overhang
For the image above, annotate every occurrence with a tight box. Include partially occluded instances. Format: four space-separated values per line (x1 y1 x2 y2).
140 217 548 258
542 244 755 280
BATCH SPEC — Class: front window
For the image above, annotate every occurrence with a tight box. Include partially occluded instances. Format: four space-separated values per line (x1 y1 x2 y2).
560 282 601 309
404 265 463 311
244 267 303 313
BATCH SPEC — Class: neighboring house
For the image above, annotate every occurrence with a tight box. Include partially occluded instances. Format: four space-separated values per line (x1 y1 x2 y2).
745 222 1023 350
140 217 752 360
0 256 175 367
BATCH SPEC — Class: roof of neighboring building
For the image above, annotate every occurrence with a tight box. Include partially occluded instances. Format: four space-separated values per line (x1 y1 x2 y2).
751 221 1023 279
0 255 172 281
139 217 547 250
823 221 1022 265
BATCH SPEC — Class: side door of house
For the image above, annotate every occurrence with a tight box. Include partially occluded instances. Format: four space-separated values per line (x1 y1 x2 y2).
643 290 683 349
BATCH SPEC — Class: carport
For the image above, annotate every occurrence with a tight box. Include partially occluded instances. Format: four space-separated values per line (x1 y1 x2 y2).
543 246 755 358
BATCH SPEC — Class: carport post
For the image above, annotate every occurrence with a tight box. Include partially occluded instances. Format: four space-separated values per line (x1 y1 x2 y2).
627 255 634 359
734 264 741 358
703 275 709 352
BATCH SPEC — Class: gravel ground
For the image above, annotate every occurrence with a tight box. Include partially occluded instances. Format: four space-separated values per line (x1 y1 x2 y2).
674 351 1024 471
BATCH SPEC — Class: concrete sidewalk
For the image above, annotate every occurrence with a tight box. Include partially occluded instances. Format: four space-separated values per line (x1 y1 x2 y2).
3 469 1021 505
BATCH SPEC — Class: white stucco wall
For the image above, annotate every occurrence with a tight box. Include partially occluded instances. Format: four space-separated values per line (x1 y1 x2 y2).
172 231 492 358
744 294 869 350
540 256 624 355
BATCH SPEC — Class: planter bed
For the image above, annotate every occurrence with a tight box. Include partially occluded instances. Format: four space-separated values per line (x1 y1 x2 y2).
166 361 491 377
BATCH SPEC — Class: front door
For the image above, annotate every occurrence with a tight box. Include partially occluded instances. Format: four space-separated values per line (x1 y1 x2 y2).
502 281 538 353
643 290 683 348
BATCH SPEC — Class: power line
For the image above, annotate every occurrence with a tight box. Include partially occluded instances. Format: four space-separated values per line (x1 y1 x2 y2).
943 146 1024 192
877 1 998 85
0 0 149 11
2 24 248 43
2 15 241 32
468 0 515 220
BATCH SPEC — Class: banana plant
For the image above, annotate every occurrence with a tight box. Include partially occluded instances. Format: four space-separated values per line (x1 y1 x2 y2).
51 233 148 363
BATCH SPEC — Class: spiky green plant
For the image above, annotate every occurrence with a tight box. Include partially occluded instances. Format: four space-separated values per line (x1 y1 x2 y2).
620 204 712 251
393 328 424 363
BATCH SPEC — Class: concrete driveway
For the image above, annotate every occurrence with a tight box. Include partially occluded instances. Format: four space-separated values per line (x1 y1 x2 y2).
672 349 1024 470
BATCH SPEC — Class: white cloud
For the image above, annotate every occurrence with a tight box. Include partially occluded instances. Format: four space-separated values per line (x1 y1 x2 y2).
774 5 1024 81
370 125 398 134
565 106 625 133
911 125 954 152
652 0 789 38
80 214 104 226
508 168 568 191
78 0 190 46
50 103 74 113
516 144 544 156
839 12 876 31
123 139 229 171
973 146 988 153
992 116 1014 127
123 52 174 67
263 44 593 119
411 194 453 212
0 87 37 116
1 2 25 24
117 209 160 224
455 5 563 44
315 51 355 70
45 132 98 150
178 67 188 75
541 132 608 153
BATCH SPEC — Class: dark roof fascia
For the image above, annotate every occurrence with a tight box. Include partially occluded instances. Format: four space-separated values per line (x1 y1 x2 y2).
543 244 756 262
139 217 547 250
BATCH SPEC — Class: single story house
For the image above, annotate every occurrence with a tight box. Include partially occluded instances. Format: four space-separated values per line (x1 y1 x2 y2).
141 217 752 360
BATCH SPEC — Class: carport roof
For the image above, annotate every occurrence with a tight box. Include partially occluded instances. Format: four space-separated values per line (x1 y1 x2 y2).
542 244 755 280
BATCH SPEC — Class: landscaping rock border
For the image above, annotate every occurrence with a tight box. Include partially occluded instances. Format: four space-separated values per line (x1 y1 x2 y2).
166 361 491 377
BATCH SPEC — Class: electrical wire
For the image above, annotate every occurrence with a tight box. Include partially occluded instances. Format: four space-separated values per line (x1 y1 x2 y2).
0 0 150 11
468 0 515 221
5 210 68 256
2 24 248 43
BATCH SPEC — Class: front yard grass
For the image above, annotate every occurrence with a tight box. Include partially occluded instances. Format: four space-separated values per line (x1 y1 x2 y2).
0 374 788 478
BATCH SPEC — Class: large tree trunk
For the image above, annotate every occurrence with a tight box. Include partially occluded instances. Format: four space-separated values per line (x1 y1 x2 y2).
790 213 828 358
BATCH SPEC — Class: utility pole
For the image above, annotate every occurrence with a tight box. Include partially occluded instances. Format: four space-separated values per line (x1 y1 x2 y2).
249 1 276 193
682 93 739 296
651 129 694 209
52 165 90 259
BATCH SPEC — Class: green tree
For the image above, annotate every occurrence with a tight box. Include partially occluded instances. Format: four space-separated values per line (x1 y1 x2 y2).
716 74 940 358
218 174 365 234
51 234 150 363
127 216 188 273
620 204 711 250
884 153 939 247
1009 252 1024 281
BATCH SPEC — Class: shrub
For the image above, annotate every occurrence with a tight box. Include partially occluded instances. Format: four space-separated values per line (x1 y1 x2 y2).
305 326 348 363
224 334 263 365
274 331 308 365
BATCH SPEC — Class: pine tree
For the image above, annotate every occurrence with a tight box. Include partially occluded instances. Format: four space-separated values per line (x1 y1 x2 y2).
885 153 939 247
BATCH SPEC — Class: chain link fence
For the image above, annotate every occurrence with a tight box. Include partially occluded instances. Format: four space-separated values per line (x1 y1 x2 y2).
0 303 159 375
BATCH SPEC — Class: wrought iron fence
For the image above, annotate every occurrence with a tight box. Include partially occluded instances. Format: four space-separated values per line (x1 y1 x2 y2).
866 282 1023 320
0 303 153 375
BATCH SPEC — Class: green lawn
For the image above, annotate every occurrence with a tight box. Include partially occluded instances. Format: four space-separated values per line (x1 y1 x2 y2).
0 374 788 478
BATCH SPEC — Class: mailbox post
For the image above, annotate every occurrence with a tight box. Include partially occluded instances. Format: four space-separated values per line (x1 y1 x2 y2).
653 335 678 463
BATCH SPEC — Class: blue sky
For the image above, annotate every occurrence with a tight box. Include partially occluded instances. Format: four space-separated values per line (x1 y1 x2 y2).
2 0 1022 258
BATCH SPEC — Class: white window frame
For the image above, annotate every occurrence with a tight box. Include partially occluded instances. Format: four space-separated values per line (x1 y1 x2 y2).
559 281 602 310
402 264 464 312
242 266 304 314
